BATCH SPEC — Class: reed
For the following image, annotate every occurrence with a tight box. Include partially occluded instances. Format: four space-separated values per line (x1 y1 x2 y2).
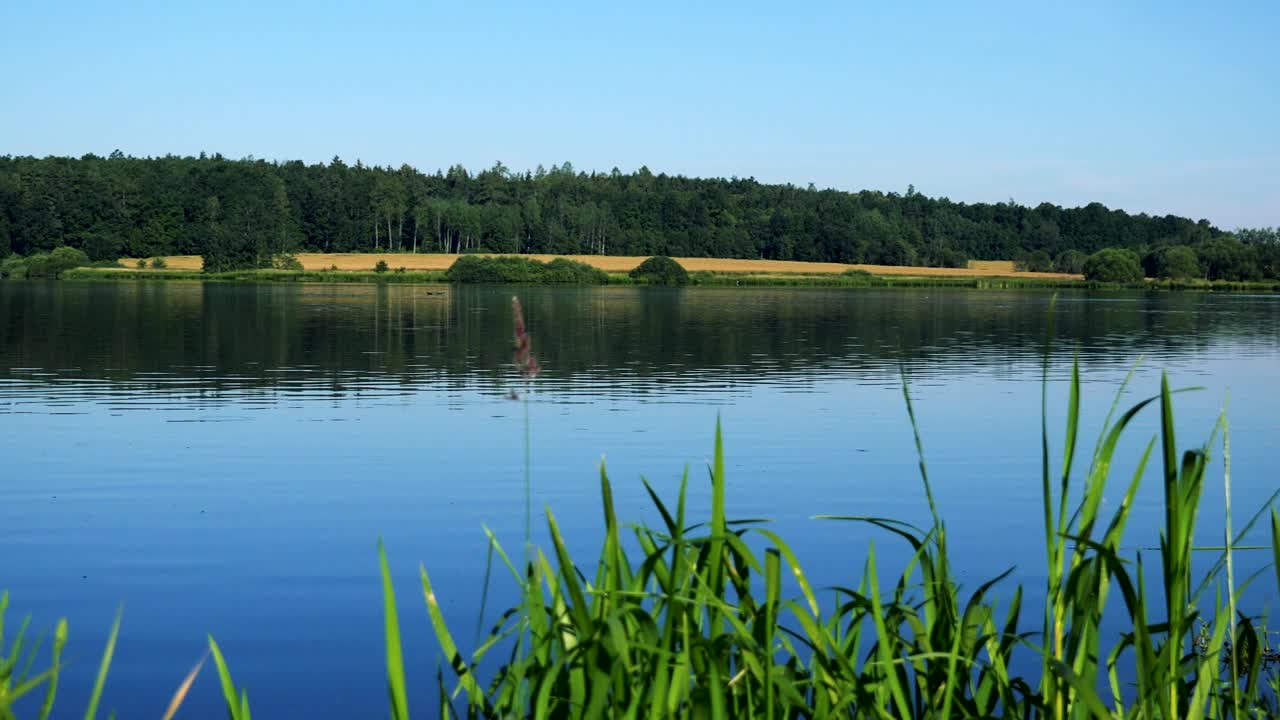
397 357 1280 718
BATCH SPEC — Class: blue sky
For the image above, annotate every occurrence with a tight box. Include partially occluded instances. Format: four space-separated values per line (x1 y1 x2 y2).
2 1 1276 228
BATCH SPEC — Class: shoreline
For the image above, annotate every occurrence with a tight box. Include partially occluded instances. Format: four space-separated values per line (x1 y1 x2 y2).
104 253 1084 279
56 266 1280 291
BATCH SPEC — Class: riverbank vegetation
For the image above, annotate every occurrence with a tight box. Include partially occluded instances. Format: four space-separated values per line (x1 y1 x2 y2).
58 262 1280 291
443 255 608 284
3 358 1278 717
630 255 691 285
1 154 1277 280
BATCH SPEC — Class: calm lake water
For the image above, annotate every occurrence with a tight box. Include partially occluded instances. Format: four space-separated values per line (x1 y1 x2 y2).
2 281 1278 717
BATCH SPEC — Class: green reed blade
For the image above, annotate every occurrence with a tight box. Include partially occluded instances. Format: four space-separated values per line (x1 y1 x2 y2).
900 373 941 532
640 477 678 535
208 636 242 720
545 510 593 634
37 618 67 720
377 542 409 720
752 529 819 617
864 543 912 719
1271 509 1280 594
419 566 484 706
82 608 120 720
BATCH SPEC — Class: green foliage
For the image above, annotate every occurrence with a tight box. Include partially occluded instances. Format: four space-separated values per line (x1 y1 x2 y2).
149 256 167 269
48 247 89 276
1198 236 1260 281
628 255 690 285
1016 249 1054 272
1054 249 1087 274
1083 247 1145 283
0 594 120 719
3 155 1275 277
24 253 51 278
445 255 608 284
374 260 389 273
1 256 28 279
925 247 969 268
271 253 303 271
208 637 252 720
839 267 876 286
8 247 91 278
1155 245 1202 279
136 259 147 269
397 365 1280 718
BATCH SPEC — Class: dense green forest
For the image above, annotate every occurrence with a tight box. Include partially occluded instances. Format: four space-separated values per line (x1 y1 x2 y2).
0 152 1276 279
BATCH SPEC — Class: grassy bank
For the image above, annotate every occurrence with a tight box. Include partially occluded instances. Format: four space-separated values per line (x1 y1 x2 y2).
61 265 1280 291
3 355 1278 717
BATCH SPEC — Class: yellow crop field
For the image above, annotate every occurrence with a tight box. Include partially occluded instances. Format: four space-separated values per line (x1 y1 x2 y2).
118 254 1082 279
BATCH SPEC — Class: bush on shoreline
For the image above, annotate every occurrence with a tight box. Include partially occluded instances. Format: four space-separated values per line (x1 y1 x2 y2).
445 255 608 284
1083 247 1144 283
629 255 690 285
0 247 91 279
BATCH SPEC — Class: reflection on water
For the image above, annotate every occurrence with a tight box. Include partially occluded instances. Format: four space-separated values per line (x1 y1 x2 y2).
1 282 1278 717
3 283 1278 406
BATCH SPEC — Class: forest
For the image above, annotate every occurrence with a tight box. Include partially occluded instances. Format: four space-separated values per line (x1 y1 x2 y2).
0 152 1276 279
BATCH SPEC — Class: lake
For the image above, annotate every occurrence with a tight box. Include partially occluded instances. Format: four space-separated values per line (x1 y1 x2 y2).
2 281 1278 717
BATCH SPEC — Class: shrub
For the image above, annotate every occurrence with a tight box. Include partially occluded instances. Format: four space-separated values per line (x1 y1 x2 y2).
1 256 27 279
1054 249 1087 274
272 254 303 271
446 256 536 283
136 259 147 269
629 255 689 286
24 253 51 277
329 264 339 272
1197 237 1260 281
395 266 406 274
540 257 609 284
1082 247 1144 283
374 260 390 273
840 268 875 285
932 248 968 269
19 247 90 278
1016 250 1054 273
149 257 168 269
49 246 89 276
1154 245 1201 280
445 255 608 284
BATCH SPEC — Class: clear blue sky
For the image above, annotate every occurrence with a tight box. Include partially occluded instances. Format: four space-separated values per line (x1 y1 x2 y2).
3 1 1276 228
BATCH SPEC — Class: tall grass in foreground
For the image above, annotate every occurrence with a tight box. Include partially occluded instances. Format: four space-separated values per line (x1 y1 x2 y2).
395 360 1280 718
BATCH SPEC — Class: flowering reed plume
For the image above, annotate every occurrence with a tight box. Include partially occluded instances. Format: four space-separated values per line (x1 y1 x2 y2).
510 297 540 398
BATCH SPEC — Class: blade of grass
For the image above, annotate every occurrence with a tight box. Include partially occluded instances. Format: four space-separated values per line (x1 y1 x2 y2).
208 637 242 720
82 608 120 720
378 541 410 720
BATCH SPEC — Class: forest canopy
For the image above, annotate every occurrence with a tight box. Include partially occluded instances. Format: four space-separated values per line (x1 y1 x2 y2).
0 152 1275 279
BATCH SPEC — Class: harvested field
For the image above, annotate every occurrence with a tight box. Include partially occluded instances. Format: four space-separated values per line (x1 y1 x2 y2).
118 254 1082 279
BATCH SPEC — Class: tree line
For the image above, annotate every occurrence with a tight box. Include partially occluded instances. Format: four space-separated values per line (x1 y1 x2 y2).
0 152 1275 279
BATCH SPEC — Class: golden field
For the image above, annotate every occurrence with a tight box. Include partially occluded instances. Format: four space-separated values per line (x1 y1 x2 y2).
121 254 1081 279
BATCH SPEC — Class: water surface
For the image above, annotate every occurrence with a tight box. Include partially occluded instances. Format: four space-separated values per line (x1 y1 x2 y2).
2 282 1277 716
